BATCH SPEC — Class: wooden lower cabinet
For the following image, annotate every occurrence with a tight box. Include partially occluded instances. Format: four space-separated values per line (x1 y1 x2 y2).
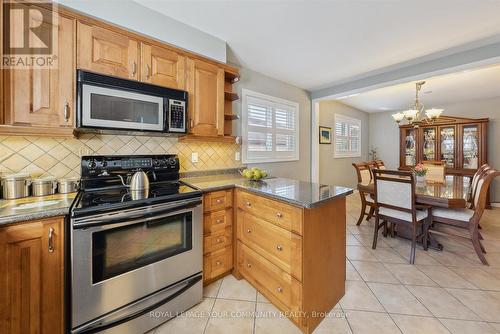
235 189 346 334
203 189 234 284
0 216 65 334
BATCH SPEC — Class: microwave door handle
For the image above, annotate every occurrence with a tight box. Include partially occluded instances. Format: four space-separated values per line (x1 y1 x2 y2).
73 274 202 334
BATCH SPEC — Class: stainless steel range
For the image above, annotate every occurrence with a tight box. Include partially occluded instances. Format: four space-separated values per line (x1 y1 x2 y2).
70 155 203 334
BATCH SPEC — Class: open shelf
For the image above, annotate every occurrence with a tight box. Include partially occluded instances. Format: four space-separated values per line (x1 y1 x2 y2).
224 114 239 121
225 71 240 84
224 91 239 101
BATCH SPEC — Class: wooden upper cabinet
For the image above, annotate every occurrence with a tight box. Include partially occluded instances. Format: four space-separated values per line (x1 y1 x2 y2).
141 43 185 89
77 22 139 80
186 58 225 136
4 8 75 127
0 217 64 334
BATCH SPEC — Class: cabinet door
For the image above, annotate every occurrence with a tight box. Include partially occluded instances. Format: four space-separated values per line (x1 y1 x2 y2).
0 217 64 334
186 58 224 136
400 128 417 168
5 8 75 127
421 126 437 161
460 124 481 170
141 43 185 89
438 126 456 168
77 22 138 80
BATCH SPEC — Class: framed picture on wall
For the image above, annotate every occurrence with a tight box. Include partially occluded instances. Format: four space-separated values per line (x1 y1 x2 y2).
319 126 332 144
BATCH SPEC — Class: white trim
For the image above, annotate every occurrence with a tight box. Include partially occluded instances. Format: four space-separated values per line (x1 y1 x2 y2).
334 114 362 158
491 202 500 208
241 89 300 164
311 100 320 183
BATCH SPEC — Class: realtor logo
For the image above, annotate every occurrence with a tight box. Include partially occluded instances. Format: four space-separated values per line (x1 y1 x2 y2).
2 1 58 68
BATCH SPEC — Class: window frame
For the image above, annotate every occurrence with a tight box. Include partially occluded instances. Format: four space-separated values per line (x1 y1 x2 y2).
241 89 300 164
334 114 362 158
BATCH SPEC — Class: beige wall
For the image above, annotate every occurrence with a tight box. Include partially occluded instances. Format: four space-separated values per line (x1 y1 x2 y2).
233 67 312 182
318 101 369 188
369 96 500 202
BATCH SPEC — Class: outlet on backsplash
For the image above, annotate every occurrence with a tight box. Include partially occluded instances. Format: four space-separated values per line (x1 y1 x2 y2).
0 134 243 178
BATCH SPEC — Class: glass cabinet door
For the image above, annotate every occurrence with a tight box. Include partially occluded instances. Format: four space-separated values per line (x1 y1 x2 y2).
462 125 479 169
404 128 417 167
422 127 436 161
439 126 455 168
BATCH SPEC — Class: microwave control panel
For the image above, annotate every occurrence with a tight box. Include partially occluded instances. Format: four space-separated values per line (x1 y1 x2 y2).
168 99 186 133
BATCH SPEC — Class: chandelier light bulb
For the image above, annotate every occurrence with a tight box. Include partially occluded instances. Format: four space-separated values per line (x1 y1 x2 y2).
392 112 405 123
425 108 443 120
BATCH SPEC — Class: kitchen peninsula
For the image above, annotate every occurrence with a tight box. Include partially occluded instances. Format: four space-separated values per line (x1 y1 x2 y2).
183 174 353 334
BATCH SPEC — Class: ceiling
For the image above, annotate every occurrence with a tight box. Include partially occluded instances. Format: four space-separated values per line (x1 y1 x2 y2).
337 63 500 113
134 0 500 91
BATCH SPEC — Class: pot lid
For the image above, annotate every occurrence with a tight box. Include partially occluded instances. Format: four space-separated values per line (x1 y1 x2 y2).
32 176 56 183
58 177 80 183
2 173 31 181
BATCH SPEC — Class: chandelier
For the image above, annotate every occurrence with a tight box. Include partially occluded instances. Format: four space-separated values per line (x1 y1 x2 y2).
392 81 443 127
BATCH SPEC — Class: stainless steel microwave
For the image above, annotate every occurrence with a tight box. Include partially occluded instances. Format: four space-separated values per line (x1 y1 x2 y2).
76 70 188 134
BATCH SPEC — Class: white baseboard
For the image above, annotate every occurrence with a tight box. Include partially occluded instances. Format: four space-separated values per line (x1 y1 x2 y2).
491 202 500 208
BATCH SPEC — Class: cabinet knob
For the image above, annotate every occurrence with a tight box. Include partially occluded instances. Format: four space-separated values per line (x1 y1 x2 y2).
277 287 283 293
276 212 283 218
48 227 55 253
246 229 251 234
276 245 283 251
216 238 222 243
247 263 252 268
216 199 222 204
216 261 222 266
64 102 70 122
215 219 222 224
246 201 251 207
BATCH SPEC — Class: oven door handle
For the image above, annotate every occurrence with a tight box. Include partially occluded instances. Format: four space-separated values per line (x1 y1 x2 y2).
73 198 202 229
74 274 202 334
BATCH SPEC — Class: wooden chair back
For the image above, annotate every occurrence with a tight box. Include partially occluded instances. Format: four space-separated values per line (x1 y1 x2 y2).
422 160 445 183
352 162 372 186
374 160 386 169
470 164 491 207
471 169 500 223
373 169 416 217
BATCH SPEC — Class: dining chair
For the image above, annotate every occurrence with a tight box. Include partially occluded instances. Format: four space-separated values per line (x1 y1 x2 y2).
352 162 376 225
422 160 445 183
431 169 500 265
372 169 431 264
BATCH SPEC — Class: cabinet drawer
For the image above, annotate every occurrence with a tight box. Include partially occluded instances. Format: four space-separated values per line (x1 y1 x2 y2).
238 241 301 311
204 190 233 212
236 190 303 235
238 211 302 280
204 208 232 234
204 246 233 281
204 227 232 254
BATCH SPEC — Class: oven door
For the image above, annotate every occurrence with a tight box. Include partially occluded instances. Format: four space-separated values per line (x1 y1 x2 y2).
81 83 166 131
71 198 202 328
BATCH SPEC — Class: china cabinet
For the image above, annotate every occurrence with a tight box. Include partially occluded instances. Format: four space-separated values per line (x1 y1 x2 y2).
399 116 488 176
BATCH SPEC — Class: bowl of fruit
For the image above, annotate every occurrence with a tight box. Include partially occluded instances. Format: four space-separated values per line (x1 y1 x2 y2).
239 167 268 181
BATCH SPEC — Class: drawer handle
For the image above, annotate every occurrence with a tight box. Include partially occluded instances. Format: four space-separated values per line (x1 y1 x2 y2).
276 212 283 218
277 287 283 293
216 238 223 243
215 219 223 224
276 245 283 251
216 199 222 204
246 229 251 234
246 201 251 207
247 263 252 268
216 261 222 266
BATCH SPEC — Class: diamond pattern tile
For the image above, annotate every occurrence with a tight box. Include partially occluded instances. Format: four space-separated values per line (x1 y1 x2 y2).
0 135 242 177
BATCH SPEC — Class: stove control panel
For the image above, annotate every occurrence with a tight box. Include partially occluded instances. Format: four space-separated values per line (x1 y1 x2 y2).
81 155 180 177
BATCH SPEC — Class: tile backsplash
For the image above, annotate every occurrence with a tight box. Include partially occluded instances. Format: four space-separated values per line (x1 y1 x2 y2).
0 134 242 178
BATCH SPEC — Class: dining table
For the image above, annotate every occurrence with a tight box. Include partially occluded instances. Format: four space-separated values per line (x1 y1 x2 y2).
357 174 472 250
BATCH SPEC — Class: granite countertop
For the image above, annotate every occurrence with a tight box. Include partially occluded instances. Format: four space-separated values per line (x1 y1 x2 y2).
182 174 353 208
0 193 76 226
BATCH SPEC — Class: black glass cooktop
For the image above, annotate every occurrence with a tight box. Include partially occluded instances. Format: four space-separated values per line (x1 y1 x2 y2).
72 181 201 216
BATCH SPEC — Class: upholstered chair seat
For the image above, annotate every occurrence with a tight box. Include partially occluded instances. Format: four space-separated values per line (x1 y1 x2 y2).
379 207 428 222
432 208 474 222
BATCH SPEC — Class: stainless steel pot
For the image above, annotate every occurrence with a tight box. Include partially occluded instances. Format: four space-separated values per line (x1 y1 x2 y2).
32 176 58 197
1 173 32 199
58 177 80 194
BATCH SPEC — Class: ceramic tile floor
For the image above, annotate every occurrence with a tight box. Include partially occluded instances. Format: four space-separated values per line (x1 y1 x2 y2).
149 193 500 334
